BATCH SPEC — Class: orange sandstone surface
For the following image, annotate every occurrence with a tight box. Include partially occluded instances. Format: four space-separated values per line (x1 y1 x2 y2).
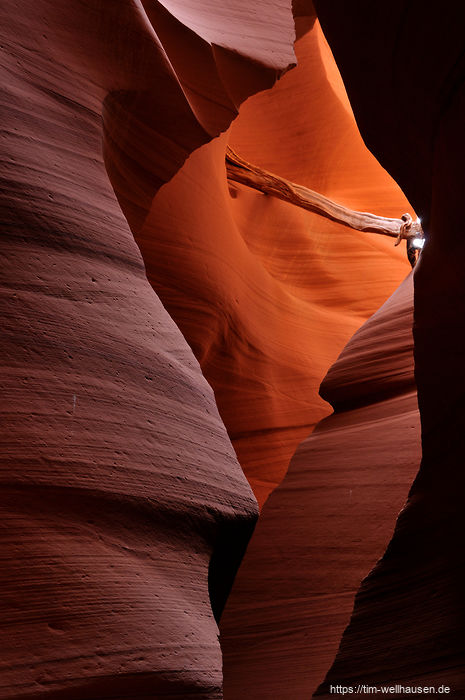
145 18 413 507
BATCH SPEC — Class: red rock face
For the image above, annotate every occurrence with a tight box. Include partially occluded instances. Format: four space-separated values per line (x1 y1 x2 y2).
0 1 295 697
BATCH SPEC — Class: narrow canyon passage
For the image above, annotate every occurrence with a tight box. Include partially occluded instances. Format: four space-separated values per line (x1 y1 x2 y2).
2 2 464 699
120 12 422 700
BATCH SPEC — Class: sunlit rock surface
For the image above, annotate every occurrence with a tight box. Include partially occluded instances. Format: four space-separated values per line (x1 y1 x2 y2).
144 17 412 509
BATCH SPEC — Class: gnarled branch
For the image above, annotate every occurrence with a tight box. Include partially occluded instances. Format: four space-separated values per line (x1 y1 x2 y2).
226 147 423 240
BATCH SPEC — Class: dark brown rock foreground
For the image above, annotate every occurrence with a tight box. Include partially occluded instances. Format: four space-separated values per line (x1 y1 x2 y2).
313 1 465 696
0 1 296 697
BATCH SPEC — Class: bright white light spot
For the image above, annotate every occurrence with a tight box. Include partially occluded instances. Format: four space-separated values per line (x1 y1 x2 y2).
412 238 425 249
416 217 421 224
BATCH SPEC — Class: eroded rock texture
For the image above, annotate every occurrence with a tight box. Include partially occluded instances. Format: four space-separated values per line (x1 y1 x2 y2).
0 1 296 697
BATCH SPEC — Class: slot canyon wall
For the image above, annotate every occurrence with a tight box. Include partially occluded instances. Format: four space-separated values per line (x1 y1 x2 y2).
1 1 460 699
311 1 465 695
1 1 295 697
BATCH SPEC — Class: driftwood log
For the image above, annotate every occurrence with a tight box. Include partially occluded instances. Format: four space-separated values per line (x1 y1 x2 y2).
226 147 423 241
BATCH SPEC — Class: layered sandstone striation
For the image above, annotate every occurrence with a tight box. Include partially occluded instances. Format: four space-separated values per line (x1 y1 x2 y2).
0 1 295 697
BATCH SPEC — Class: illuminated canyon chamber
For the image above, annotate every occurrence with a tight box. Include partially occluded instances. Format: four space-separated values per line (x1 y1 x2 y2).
1 1 464 699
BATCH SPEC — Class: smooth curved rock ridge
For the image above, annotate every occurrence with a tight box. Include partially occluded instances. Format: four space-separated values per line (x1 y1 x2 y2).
0 1 298 697
221 274 420 699
320 273 415 410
